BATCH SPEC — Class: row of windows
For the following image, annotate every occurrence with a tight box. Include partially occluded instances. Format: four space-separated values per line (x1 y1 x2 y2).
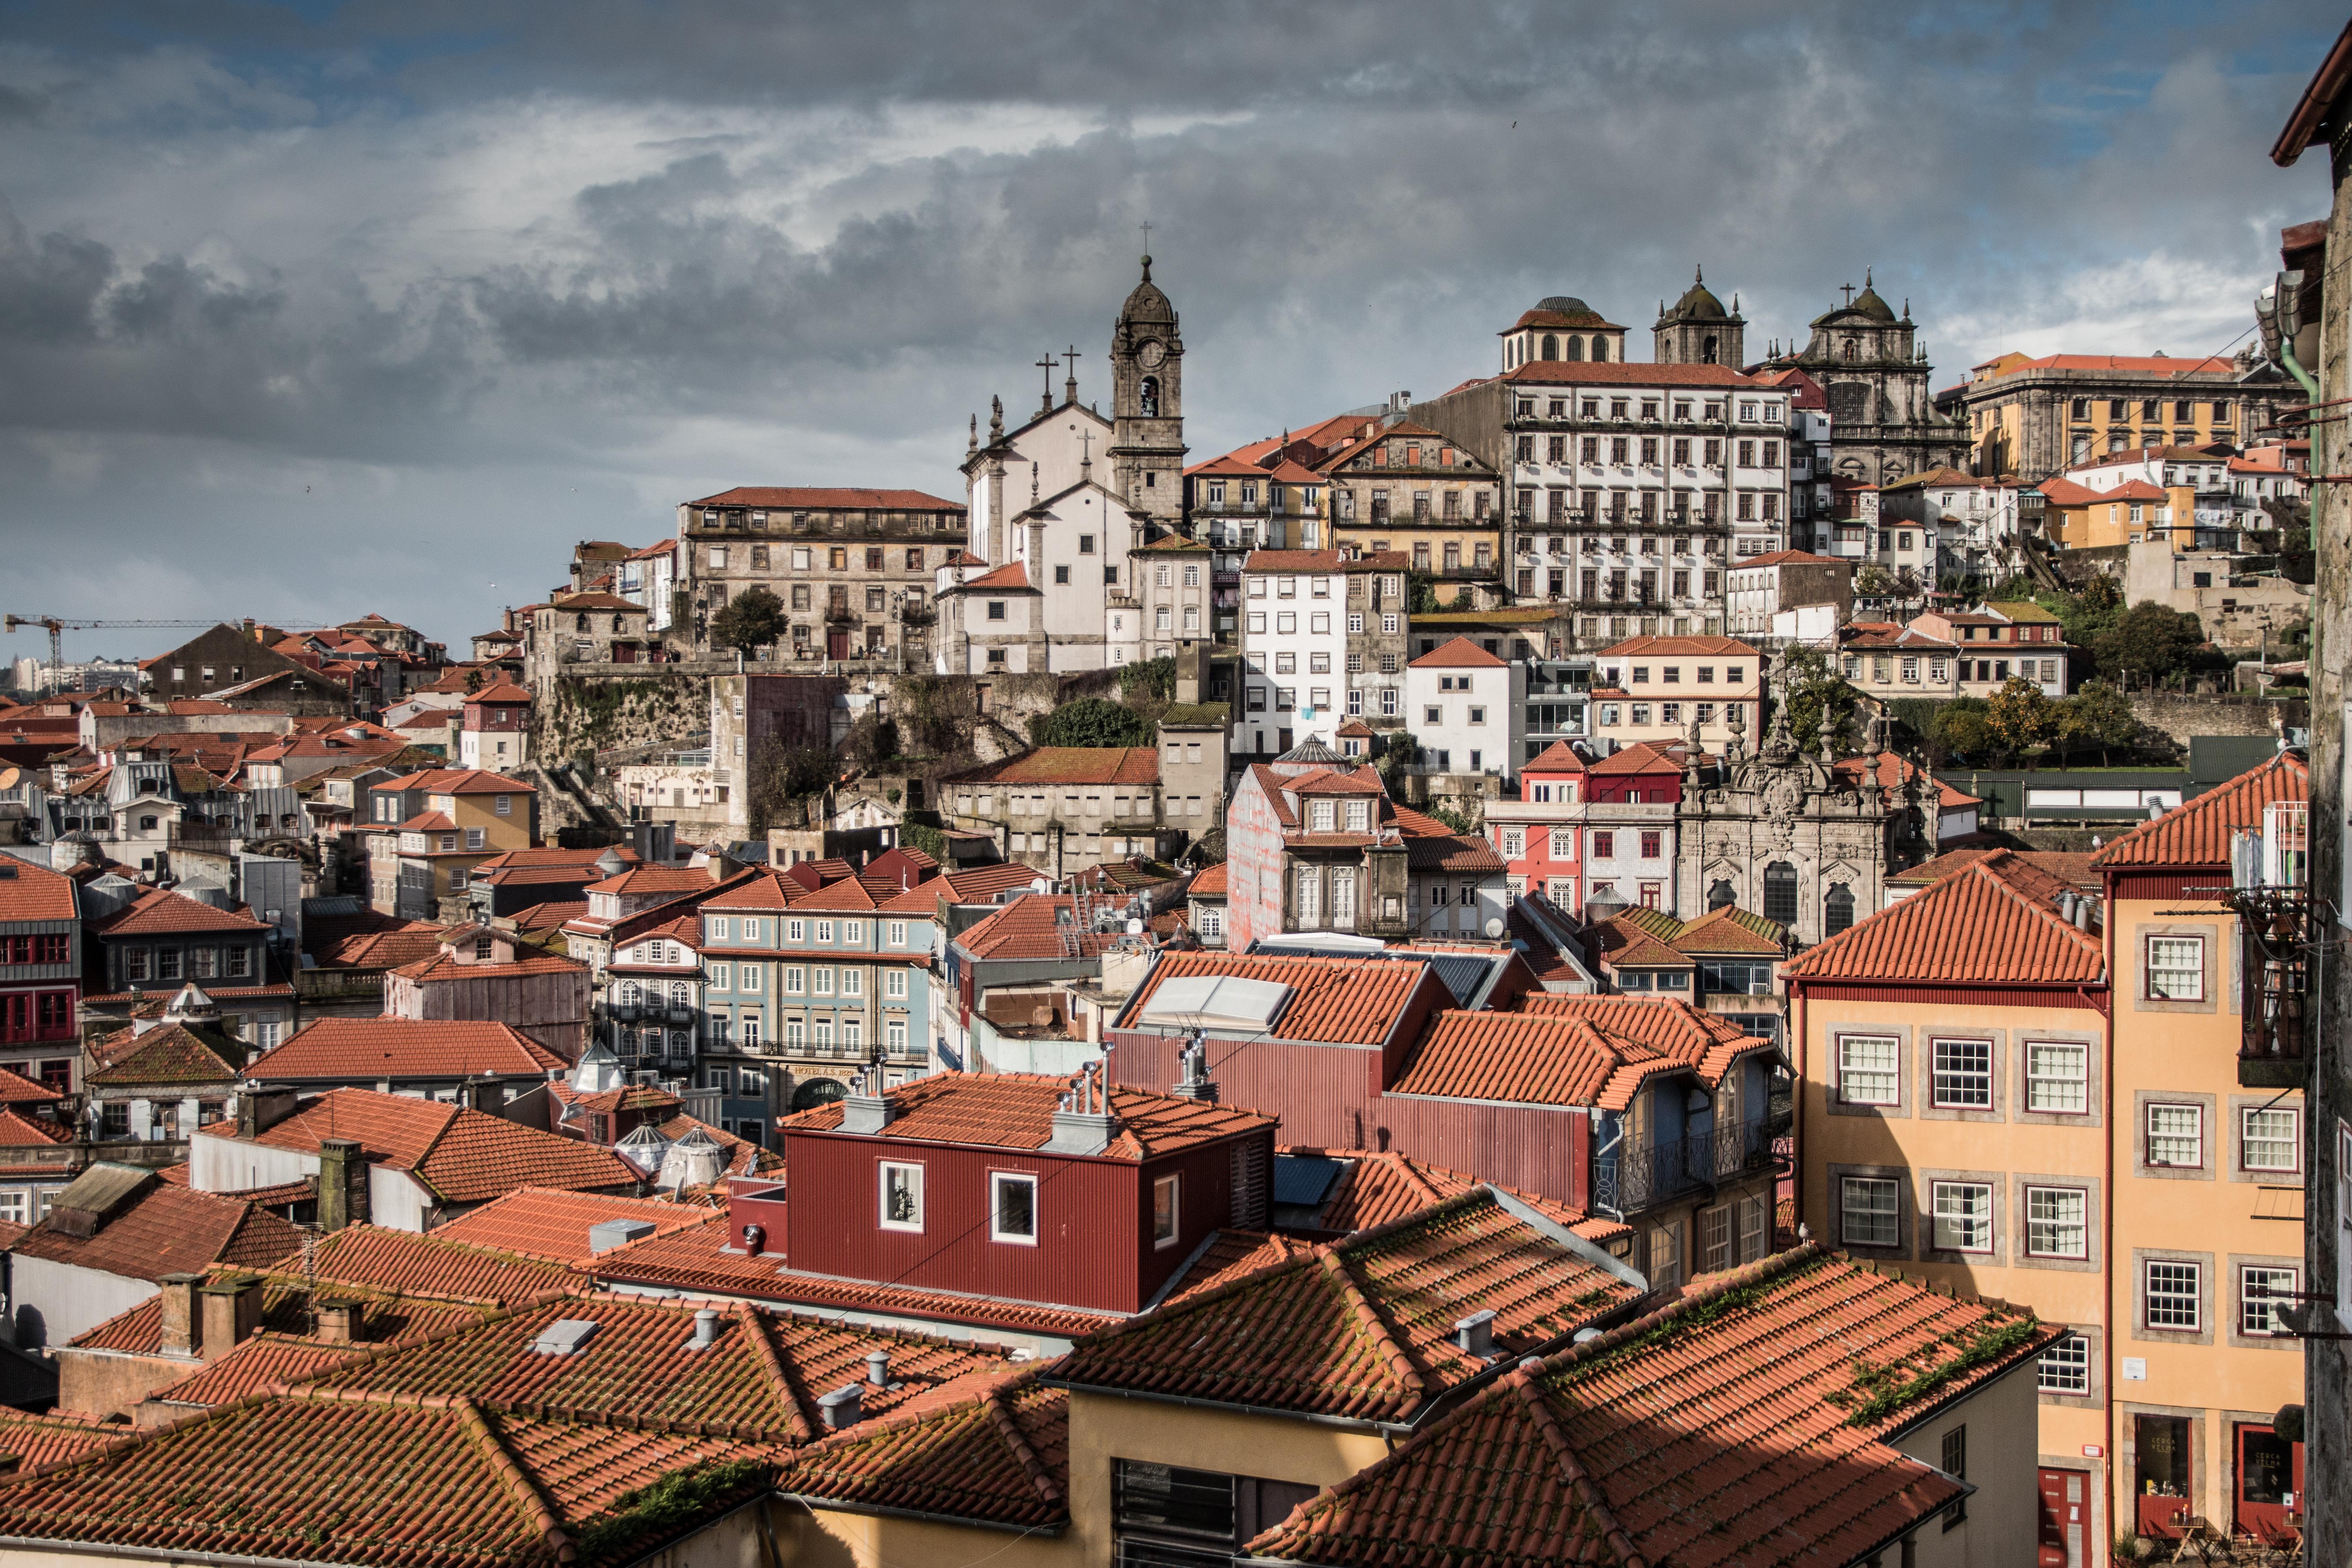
2064 397 2232 423
1845 654 2063 686
1245 611 1400 638
711 1014 911 1053
0 935 69 966
1603 663 1747 687
1517 435 1788 469
1512 394 1785 424
698 917 915 950
1595 699 1745 729
123 945 255 982
876 1162 1180 1248
705 964 913 1000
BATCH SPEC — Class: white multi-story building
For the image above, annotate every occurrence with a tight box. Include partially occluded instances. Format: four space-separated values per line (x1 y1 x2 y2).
1237 549 1350 758
1402 637 1528 782
1878 470 2026 583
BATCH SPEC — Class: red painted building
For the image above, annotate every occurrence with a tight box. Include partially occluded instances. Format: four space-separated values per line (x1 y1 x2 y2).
0 860 79 1087
732 1069 1277 1315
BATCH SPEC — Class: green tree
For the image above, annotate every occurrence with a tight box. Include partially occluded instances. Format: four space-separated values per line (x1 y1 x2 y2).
709 586 787 653
1118 656 1177 702
745 737 836 833
1029 697 1154 748
1406 572 1442 615
1984 677 2054 764
1374 729 1420 790
2092 601 2203 685
1928 700 1994 764
2052 681 2142 766
1779 648 1857 755
1425 800 1477 834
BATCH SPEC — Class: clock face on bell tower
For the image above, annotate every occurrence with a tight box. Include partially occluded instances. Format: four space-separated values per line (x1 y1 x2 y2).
1108 254 1186 529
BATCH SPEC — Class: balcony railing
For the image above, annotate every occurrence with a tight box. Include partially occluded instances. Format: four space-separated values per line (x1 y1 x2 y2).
1593 1108 1790 1217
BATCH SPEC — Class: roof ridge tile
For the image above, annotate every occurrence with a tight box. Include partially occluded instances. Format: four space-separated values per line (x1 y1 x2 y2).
1506 1369 1651 1568
1316 1248 1428 1398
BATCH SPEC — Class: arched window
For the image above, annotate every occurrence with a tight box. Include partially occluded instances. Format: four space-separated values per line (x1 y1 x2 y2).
620 981 641 1006
1541 334 1558 360
1593 337 1610 363
669 979 690 1008
1825 882 1856 936
1708 879 1736 911
575 613 589 631
1140 376 1160 417
1701 333 1718 365
1566 335 1585 361
1763 862 1798 926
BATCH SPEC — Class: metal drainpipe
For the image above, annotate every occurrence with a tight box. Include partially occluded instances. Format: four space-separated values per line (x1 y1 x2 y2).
2101 877 2119 1543
1791 981 1807 1237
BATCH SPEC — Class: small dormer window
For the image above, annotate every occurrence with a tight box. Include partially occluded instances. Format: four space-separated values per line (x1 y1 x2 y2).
474 935 494 959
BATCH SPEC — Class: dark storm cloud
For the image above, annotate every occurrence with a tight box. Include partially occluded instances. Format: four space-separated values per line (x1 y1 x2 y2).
0 0 2338 650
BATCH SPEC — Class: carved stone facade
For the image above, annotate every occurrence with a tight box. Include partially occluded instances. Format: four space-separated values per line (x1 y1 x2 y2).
1672 655 1937 946
1760 274 1966 487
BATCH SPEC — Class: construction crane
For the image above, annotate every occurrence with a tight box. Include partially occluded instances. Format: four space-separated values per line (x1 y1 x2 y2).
4 616 223 696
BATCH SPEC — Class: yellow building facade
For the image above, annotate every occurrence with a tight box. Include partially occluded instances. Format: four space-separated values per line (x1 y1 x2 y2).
1792 764 2309 1565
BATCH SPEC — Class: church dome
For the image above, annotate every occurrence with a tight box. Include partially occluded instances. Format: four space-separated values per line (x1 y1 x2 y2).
1536 296 1592 316
1120 256 1176 327
1850 284 1897 323
1665 267 1728 321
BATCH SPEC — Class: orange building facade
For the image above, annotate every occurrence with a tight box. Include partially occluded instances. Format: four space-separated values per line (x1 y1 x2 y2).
1790 758 2309 1565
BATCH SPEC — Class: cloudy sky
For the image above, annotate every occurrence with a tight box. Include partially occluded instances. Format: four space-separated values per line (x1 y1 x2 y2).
0 0 2340 660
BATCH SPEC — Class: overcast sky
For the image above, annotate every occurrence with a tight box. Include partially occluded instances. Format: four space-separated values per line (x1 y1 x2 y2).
0 0 2340 661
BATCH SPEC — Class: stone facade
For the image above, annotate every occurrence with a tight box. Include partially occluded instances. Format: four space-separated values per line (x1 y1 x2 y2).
1763 276 1966 487
1106 255 1187 530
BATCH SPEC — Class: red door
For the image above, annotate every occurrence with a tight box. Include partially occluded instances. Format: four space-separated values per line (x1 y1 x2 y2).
826 630 850 660
2235 1424 2304 1545
2037 1468 2086 1568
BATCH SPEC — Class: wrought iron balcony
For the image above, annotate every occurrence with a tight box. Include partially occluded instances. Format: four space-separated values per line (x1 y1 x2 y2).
1593 1109 1790 1218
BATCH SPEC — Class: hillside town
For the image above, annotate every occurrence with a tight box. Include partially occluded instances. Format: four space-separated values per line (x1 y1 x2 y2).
4 24 2352 1568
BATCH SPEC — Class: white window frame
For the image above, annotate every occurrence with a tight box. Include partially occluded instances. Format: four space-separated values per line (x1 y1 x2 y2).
879 1162 924 1232
710 916 732 942
2241 1264 2299 1336
1930 1037 1992 1109
2146 1102 2204 1169
2037 1331 2091 1394
708 963 731 993
1931 1181 1993 1254
1836 1034 1899 1106
2024 1185 2088 1260
2025 1041 2089 1115
2145 934 2205 1000
784 966 805 995
2242 1105 2300 1173
1840 1175 1899 1248
740 965 763 994
2145 1258 2202 1331
989 1171 1040 1246
885 968 908 1000
786 919 805 944
887 921 908 948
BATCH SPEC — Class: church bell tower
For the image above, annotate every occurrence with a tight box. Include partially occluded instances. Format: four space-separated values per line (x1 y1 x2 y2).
1108 251 1187 530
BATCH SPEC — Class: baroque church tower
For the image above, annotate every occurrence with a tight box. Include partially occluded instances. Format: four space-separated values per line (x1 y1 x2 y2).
1653 265 1745 368
1107 252 1187 530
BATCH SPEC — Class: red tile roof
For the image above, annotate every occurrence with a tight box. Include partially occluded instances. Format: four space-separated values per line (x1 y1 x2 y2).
1587 740 1683 776
1241 549 1348 573
1050 1189 1644 1422
13 1175 303 1283
952 746 1159 787
1887 845 2100 896
950 894 1118 962
373 767 535 794
1275 1147 1624 1245
957 561 1033 591
1976 350 2241 378
84 1024 243 1087
1390 1011 1627 1106
1734 549 1849 568
688 485 963 512
1512 993 1752 1057
0 860 77 921
1246 1243 2051 1568
202 1088 641 1206
1187 862 1228 896
0 1410 127 1471
93 887 267 936
387 950 589 985
779 1072 1273 1162
586 1216 1122 1341
1832 749 1981 808
0 1066 63 1105
287 1223 582 1305
143 1336 369 1407
1408 636 1507 669
1783 858 2105 986
244 1019 568 1082
308 1294 1009 1444
0 1386 776 1568
2090 750 2306 870
428 1187 710 1265
778 1370 1067 1530
1504 361 1761 388
1522 740 1587 774
1121 951 1436 1046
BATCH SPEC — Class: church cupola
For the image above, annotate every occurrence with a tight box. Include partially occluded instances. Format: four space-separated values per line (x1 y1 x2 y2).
1653 265 1746 368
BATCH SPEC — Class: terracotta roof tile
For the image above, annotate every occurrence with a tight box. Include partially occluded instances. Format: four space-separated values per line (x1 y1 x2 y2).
246 1020 568 1084
1050 1189 1644 1422
689 485 963 512
84 1024 243 1087
94 888 267 936
143 1336 369 1407
1888 846 2100 893
13 1174 304 1283
429 1187 711 1266
1408 637 1508 669
0 1064 64 1103
2090 750 2306 869
1276 1147 1625 1245
0 1410 124 1471
587 1216 1121 1340
951 747 1159 787
1247 1243 2055 1568
778 1072 1272 1162
0 1387 774 1568
0 860 78 921
1783 859 2104 985
1522 741 1587 774
778 1371 1067 1530
388 951 589 985
1120 951 1436 1046
1511 993 1752 1057
1389 1011 1626 1106
1187 863 1228 896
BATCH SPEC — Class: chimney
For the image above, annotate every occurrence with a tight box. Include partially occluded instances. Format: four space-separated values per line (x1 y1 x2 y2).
840 1065 897 1135
1170 1041 1216 1102
199 1276 263 1361
156 1273 202 1357
237 1084 297 1139
1452 1309 1497 1361
866 1349 890 1387
317 1138 370 1231
688 1309 720 1351
1044 1063 1119 1155
314 1299 360 1345
2073 896 2091 930
816 1384 864 1430
462 1077 507 1120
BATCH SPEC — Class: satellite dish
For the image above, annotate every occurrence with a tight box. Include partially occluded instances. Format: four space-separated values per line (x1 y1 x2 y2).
1484 917 1506 938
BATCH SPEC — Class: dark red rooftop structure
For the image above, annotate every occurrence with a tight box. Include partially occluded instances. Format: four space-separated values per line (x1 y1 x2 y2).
726 1065 1276 1316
